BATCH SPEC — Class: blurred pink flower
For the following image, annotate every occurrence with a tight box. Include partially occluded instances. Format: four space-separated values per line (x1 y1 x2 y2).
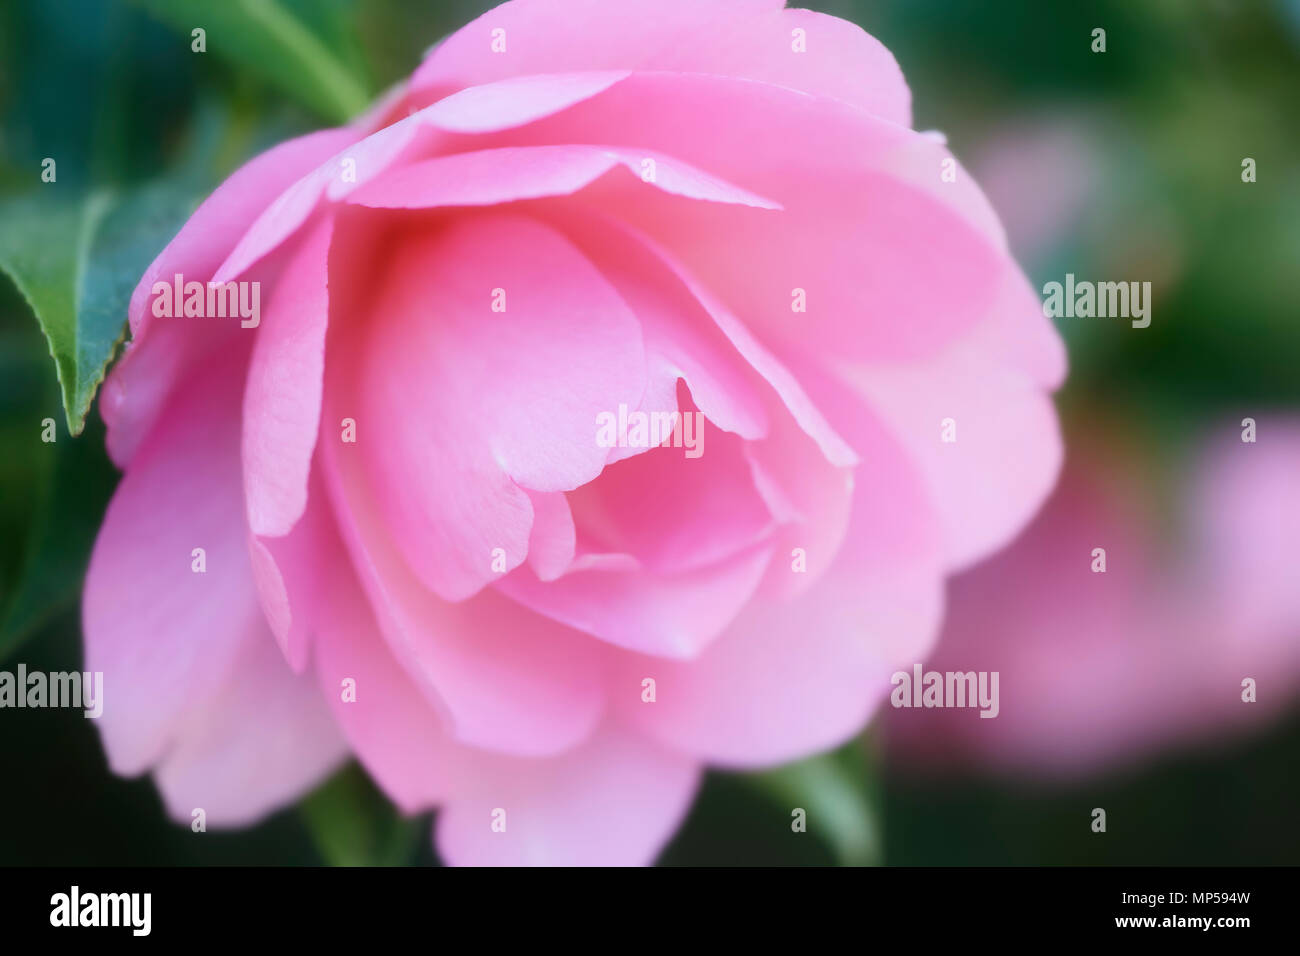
83 0 1063 864
968 118 1097 260
885 420 1300 778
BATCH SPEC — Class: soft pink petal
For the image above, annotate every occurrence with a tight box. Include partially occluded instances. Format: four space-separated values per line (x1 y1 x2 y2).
419 70 631 134
312 554 456 813
212 119 422 285
213 72 631 285
495 541 774 659
408 0 908 123
246 468 339 673
486 71 1044 365
604 220 857 468
84 347 255 775
613 376 945 765
840 271 1065 571
655 6 911 125
435 723 701 867
153 617 348 828
550 208 770 457
103 128 355 467
347 143 778 210
242 215 334 538
100 320 232 466
565 404 776 575
741 387 855 601
523 490 576 582
128 128 355 341
346 213 644 601
319 398 611 757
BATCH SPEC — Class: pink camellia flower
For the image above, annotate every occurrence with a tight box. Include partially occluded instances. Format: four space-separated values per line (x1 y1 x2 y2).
884 422 1300 778
85 0 1064 865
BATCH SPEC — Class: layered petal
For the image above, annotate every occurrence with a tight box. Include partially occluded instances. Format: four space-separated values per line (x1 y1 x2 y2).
565 401 776 575
246 468 341 673
312 553 457 813
343 212 645 601
84 346 256 775
212 72 633 284
320 385 612 757
242 215 335 539
495 539 773 661
347 144 778 212
592 216 857 468
481 71 1043 365
153 619 347 827
104 128 355 467
409 0 909 124
549 207 770 457
613 381 944 765
129 128 356 342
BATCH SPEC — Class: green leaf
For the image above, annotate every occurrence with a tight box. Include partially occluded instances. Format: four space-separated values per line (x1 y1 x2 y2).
749 741 883 866
0 185 199 435
130 0 372 123
0 195 104 436
300 763 423 867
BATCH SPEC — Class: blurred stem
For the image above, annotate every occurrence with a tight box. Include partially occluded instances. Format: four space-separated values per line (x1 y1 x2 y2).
235 0 371 121
300 763 422 867
749 737 883 866
129 0 372 123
